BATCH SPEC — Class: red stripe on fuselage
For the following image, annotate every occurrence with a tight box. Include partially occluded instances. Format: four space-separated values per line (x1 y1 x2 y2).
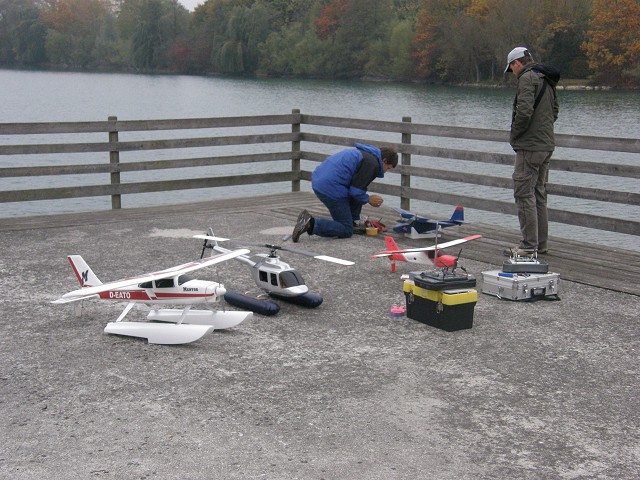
99 290 153 301
154 292 211 298
97 290 213 301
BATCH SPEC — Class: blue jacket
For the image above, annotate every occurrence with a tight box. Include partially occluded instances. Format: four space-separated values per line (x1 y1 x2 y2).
311 143 384 203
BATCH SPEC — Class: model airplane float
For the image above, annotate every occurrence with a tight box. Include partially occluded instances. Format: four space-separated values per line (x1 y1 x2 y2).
370 234 482 273
195 229 354 315
392 205 466 238
52 248 253 344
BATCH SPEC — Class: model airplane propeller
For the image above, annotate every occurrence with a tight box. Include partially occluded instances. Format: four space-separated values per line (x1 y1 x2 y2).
370 234 482 272
52 249 253 344
392 205 467 238
195 228 354 314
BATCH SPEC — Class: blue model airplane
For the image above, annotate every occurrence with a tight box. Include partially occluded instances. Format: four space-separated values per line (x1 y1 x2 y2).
392 205 466 235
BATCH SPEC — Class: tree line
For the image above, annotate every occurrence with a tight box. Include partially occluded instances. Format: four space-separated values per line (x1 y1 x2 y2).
1 0 638 86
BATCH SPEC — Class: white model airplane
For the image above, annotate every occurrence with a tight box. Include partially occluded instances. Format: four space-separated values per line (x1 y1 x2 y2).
370 234 482 272
52 249 252 345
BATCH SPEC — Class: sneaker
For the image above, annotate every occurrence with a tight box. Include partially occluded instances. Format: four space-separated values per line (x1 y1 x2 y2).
353 226 367 235
292 210 312 243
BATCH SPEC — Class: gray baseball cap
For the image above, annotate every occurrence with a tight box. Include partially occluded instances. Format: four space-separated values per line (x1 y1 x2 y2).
504 47 529 73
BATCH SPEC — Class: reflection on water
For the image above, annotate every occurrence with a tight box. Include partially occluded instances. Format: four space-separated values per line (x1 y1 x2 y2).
0 69 638 251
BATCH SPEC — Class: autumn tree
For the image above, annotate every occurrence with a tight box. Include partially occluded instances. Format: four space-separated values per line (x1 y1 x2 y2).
40 0 112 67
583 0 640 85
412 0 469 81
314 0 350 40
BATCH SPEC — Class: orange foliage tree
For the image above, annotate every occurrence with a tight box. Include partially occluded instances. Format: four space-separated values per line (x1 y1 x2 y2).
582 0 640 85
315 0 351 40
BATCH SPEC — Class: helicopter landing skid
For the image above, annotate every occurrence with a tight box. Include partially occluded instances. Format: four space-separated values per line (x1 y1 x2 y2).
224 290 281 316
268 291 323 308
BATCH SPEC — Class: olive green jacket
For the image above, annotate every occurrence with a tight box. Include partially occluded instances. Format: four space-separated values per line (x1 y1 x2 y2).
510 63 559 152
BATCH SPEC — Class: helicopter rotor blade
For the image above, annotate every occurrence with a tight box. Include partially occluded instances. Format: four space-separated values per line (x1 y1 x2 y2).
278 245 354 265
226 239 284 251
206 236 353 265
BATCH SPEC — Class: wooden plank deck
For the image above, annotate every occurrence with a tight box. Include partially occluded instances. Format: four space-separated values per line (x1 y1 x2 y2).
1 192 638 296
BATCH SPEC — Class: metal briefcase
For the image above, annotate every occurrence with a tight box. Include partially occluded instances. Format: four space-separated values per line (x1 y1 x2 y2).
481 270 560 301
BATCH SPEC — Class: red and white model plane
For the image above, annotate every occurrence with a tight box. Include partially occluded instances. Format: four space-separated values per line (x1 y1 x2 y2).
52 249 252 345
370 235 482 272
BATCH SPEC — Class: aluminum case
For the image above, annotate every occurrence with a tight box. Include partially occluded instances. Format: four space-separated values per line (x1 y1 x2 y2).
481 270 560 301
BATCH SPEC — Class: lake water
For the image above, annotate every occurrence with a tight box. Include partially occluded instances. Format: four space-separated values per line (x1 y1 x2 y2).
1 69 638 251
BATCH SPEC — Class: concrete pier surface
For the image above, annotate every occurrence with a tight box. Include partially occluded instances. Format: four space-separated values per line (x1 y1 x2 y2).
1 193 638 479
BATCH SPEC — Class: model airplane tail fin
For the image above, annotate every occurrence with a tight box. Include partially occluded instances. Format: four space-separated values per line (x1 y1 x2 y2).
206 228 218 244
384 236 399 251
205 227 220 255
449 206 464 224
383 236 408 263
67 255 102 287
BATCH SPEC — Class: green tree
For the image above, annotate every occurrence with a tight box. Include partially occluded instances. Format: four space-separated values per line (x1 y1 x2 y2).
326 0 395 77
366 18 413 79
259 15 328 77
117 0 189 70
132 0 164 68
92 10 121 68
0 0 47 65
207 0 275 73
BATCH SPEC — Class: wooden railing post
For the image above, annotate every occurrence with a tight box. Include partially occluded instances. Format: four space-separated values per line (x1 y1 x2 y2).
291 109 301 192
401 116 412 210
108 116 121 209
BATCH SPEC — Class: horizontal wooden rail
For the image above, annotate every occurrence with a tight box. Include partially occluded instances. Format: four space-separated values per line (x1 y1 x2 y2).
0 114 296 135
0 172 291 202
0 112 637 240
301 114 640 153
0 132 295 156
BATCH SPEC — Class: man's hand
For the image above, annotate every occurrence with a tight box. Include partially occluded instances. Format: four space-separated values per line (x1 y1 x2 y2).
368 195 383 207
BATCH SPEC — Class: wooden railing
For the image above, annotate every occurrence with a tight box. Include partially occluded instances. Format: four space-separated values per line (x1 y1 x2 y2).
1 110 638 236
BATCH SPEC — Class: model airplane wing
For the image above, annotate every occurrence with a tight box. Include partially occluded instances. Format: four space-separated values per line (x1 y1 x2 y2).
53 249 250 302
392 207 417 220
371 235 482 257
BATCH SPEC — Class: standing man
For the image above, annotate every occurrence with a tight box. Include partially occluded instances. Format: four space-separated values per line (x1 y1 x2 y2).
504 47 559 256
292 143 398 242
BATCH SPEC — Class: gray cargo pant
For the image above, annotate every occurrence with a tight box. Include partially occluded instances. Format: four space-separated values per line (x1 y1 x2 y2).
512 150 552 252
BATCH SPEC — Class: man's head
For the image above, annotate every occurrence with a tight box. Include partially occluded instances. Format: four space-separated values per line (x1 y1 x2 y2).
381 146 398 171
504 47 532 75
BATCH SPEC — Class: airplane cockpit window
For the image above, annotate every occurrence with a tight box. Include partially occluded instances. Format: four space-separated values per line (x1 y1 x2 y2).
279 270 305 288
155 278 175 288
139 281 152 288
178 275 194 285
270 273 278 286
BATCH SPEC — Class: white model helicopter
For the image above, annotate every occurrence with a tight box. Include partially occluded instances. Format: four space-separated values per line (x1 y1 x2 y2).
194 229 354 314
52 248 252 345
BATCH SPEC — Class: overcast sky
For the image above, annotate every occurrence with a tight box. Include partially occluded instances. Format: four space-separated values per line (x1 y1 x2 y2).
179 0 203 11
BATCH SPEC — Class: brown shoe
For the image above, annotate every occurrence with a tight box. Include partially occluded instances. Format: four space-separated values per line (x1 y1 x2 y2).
292 210 313 242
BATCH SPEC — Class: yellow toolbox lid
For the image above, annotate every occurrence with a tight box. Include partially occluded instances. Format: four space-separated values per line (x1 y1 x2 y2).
404 281 477 304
